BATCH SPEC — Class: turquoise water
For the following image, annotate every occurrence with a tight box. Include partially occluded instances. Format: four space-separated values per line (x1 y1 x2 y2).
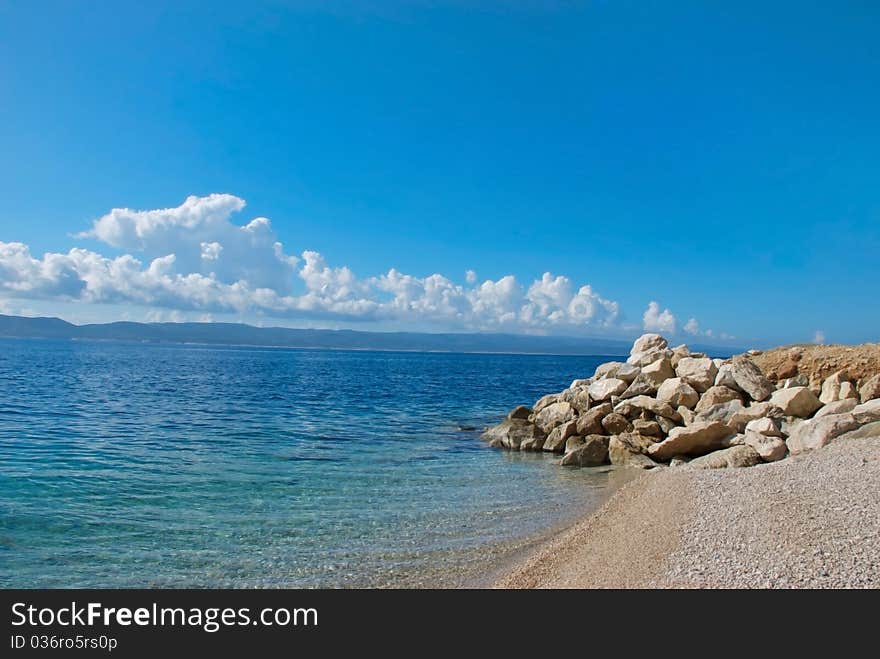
0 338 627 588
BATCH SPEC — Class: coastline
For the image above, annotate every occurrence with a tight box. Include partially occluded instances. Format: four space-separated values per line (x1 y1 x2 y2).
488 433 880 588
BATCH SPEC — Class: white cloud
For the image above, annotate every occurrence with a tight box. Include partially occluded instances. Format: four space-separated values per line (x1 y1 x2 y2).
79 194 299 292
0 194 722 337
200 241 223 261
813 330 825 344
683 317 700 335
642 301 677 334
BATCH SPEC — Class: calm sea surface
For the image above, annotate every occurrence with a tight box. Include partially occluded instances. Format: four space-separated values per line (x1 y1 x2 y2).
0 338 632 588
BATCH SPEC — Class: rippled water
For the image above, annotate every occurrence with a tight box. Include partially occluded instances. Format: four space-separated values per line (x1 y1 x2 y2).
0 338 631 588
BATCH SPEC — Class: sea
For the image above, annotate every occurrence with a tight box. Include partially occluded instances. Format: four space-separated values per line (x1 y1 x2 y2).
0 338 634 588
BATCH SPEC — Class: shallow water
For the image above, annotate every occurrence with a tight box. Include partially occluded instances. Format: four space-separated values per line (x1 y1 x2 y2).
0 338 629 587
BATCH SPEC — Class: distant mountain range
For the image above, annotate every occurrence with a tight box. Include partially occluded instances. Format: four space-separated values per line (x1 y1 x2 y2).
0 314 638 355
0 314 737 356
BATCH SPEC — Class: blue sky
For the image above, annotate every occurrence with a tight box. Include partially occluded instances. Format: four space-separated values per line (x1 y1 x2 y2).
0 1 878 347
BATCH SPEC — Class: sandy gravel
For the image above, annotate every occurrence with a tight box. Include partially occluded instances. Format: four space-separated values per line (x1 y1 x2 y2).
494 435 880 589
752 343 880 382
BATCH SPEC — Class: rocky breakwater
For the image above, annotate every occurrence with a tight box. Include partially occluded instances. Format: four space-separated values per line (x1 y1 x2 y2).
482 333 880 470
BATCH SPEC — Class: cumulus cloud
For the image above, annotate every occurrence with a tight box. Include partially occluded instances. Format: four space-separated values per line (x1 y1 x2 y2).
0 194 718 337
642 301 677 334
79 194 299 292
813 330 825 344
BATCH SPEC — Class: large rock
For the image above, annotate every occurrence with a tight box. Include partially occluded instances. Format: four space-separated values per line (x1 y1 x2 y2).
627 349 672 367
588 378 628 402
743 430 787 461
694 399 745 426
716 357 774 402
576 402 612 435
656 414 678 434
852 399 880 425
601 412 633 435
776 358 799 380
616 363 641 383
782 374 809 389
819 370 850 404
619 374 657 399
675 357 718 393
565 435 585 452
745 417 783 437
630 333 668 355
609 434 660 469
838 382 859 401
533 401 576 433
533 393 560 413
595 362 639 383
785 413 861 455
656 378 700 409
594 361 625 379
542 419 579 453
694 385 742 413
507 405 532 420
633 419 663 438
768 386 822 418
560 386 591 413
520 433 547 452
838 421 880 441
641 357 675 387
670 344 692 368
482 419 546 450
677 405 695 426
688 445 762 469
560 435 610 467
859 374 880 403
614 395 682 422
646 421 735 461
570 378 592 389
727 401 783 432
814 398 858 419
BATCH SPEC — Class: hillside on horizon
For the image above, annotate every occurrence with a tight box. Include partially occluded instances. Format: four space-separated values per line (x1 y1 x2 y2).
0 313 734 356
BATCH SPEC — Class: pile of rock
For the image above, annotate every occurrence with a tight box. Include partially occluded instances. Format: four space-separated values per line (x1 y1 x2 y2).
482 333 880 470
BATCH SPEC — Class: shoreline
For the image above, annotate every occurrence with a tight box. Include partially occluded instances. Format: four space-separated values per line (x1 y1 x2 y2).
487 433 880 588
